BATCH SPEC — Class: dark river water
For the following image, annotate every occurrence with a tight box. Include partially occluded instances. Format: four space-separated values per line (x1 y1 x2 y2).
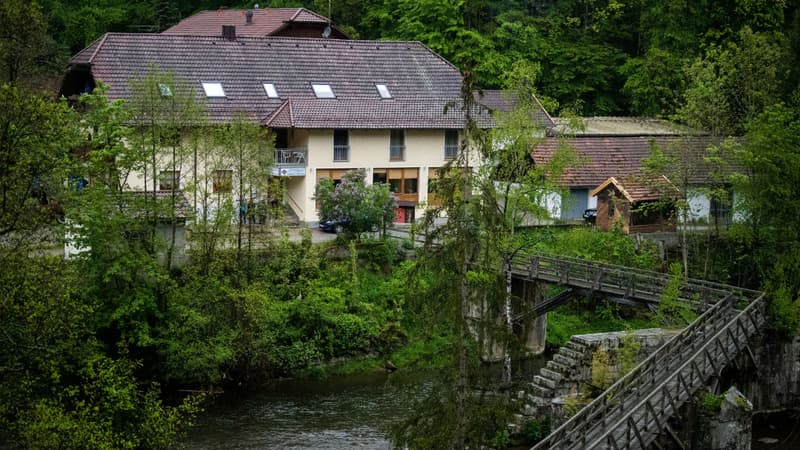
184 359 547 449
183 357 794 449
184 370 426 449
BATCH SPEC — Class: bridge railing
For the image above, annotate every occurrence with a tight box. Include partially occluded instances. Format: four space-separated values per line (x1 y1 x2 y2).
531 292 740 449
509 253 751 309
593 292 766 449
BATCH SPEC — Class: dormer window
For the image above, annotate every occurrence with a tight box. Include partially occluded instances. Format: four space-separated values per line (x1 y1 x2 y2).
376 84 391 99
263 83 279 98
158 83 172 97
202 82 225 98
312 83 335 98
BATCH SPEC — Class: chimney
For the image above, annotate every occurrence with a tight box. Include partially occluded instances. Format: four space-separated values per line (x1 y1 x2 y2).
246 9 253 24
222 25 236 40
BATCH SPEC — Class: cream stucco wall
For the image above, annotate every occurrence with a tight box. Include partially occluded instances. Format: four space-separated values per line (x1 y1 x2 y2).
293 129 477 223
118 130 480 225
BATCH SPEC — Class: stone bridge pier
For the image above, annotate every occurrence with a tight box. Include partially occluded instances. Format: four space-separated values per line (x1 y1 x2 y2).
470 278 548 362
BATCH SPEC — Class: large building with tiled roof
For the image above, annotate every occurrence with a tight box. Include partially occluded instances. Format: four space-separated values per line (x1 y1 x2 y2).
60 32 483 224
532 129 734 226
162 7 349 39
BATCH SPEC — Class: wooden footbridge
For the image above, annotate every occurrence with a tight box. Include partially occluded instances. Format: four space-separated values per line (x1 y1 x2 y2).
506 254 766 450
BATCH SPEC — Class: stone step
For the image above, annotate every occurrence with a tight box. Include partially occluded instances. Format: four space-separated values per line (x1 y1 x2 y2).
539 368 564 383
534 375 558 389
553 353 576 367
564 340 587 352
528 383 553 398
529 396 551 407
559 347 584 360
546 360 571 374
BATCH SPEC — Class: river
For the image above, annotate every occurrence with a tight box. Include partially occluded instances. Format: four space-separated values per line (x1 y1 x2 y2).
184 359 547 449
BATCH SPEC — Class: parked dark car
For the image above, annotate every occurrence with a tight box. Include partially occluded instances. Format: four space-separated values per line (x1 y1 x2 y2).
319 218 348 233
582 208 597 224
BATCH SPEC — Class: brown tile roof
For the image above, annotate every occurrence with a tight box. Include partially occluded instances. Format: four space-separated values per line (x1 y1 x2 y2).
264 97 478 129
162 8 345 38
590 176 680 202
68 33 471 128
533 135 728 188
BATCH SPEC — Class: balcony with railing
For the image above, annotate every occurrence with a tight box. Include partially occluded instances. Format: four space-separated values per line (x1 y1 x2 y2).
390 145 406 161
333 144 350 162
272 147 308 177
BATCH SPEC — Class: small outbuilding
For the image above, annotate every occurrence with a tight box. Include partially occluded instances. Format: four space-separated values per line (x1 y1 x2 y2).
590 176 679 234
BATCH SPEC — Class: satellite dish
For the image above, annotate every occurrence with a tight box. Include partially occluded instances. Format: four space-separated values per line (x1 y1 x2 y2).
322 25 332 38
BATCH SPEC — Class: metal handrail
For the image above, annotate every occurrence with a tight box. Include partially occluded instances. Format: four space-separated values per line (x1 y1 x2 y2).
592 294 765 448
532 294 736 449
522 252 765 450
275 147 308 166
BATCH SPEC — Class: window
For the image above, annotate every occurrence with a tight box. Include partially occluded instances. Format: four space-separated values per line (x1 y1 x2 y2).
372 170 387 184
263 83 279 98
202 82 225 97
159 170 180 191
213 170 232 193
158 83 172 97
376 84 391 99
333 129 349 161
444 129 459 160
312 83 335 98
390 130 405 161
380 168 418 195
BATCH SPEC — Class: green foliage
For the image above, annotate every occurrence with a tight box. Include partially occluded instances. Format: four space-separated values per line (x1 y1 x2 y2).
619 330 641 376
702 392 725 415
522 417 551 444
547 298 655 347
0 256 200 448
315 171 394 238
680 27 790 135
518 227 659 269
655 263 697 327
590 345 613 390
0 83 77 247
0 0 64 86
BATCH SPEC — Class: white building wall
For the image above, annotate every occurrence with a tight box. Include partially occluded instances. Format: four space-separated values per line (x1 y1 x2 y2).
299 129 477 223
687 189 711 222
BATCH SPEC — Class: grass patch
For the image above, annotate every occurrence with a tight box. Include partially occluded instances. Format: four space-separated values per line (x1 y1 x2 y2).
546 298 655 347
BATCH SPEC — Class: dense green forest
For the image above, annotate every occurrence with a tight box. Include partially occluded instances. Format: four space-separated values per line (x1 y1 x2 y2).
2 0 800 448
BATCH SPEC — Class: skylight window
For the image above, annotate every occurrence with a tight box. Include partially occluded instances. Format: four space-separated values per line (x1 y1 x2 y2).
312 83 335 99
158 83 172 97
202 82 225 98
376 84 391 99
263 83 279 98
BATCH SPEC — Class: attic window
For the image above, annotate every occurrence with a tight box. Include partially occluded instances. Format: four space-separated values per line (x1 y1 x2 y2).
158 83 172 97
376 84 391 99
202 82 226 98
263 83 279 98
312 83 335 99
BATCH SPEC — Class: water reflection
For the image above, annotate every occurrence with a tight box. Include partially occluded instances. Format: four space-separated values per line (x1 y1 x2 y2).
185 371 426 449
185 358 546 449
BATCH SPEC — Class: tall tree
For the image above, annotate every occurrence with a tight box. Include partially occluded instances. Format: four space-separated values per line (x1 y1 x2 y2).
0 84 77 255
216 113 273 255
0 0 64 87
